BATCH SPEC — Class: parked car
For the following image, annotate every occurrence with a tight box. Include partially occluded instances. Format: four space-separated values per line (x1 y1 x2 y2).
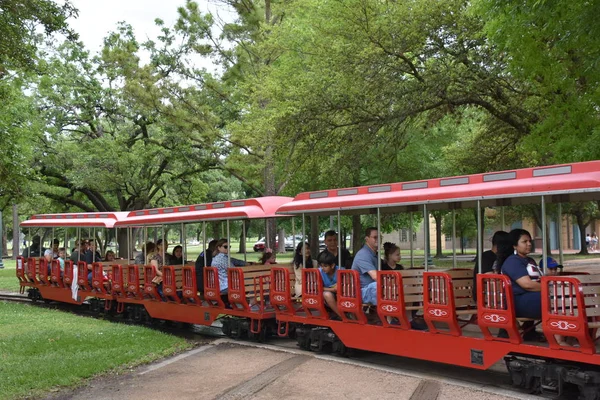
253 237 266 252
254 236 302 252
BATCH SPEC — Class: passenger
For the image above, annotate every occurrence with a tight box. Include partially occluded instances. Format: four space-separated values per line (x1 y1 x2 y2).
351 227 379 305
293 242 317 297
260 248 277 265
472 231 509 301
539 257 562 276
170 245 184 265
148 240 167 295
104 250 116 262
85 239 103 283
381 242 404 271
70 239 86 262
324 230 353 268
195 239 218 291
135 242 154 265
22 235 43 258
210 239 247 294
57 248 66 272
318 250 343 319
498 228 544 341
43 249 53 275
52 239 60 259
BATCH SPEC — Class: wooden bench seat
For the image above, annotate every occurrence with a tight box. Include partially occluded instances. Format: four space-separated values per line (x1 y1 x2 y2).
377 269 424 329
542 274 600 354
423 269 476 336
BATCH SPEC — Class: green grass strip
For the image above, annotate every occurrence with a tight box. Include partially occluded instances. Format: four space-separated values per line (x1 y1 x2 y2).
0 302 193 400
0 261 20 293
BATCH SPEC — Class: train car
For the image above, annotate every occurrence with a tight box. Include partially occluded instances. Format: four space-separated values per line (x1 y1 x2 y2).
112 196 293 339
272 161 600 399
18 212 129 305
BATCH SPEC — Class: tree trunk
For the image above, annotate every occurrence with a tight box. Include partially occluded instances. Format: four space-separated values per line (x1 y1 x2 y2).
277 228 285 253
239 220 250 254
574 212 589 255
432 212 443 258
310 215 319 256
352 215 362 254
117 229 130 260
12 204 19 259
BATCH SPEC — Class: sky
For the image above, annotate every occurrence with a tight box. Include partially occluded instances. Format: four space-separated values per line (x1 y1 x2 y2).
67 0 236 69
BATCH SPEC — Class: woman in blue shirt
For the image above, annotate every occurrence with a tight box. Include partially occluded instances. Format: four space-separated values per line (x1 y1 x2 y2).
499 229 542 320
210 239 247 294
318 250 343 319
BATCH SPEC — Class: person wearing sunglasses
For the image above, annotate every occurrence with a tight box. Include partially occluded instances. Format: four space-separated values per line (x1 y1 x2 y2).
211 238 247 294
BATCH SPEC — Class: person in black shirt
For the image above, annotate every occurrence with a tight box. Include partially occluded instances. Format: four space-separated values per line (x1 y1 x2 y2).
323 230 352 269
381 242 404 271
472 230 509 301
195 239 218 291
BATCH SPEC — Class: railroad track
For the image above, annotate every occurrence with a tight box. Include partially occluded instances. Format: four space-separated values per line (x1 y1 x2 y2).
0 292 31 304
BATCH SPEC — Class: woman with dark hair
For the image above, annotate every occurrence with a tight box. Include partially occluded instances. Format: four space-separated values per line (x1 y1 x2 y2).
499 228 545 341
293 242 317 297
170 245 184 265
210 238 247 294
381 242 404 271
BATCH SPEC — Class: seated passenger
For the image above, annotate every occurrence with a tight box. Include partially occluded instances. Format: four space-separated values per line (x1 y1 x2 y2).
52 239 60 259
472 230 509 302
85 239 103 284
58 248 66 272
70 240 86 263
318 250 343 319
104 250 116 262
351 227 379 305
293 242 317 297
324 230 353 269
195 239 218 292
22 235 43 258
211 239 247 294
499 228 544 341
169 245 184 265
260 248 277 265
135 242 154 265
43 249 53 275
381 242 404 271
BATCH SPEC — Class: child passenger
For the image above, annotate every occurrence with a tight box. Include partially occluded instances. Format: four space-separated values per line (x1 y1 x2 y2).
260 248 277 265
318 250 343 319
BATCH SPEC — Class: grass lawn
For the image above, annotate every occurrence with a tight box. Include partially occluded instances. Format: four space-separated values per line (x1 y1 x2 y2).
0 260 20 292
0 302 193 400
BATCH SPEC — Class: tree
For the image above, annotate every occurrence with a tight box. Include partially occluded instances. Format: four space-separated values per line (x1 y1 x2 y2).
0 0 77 75
443 210 477 254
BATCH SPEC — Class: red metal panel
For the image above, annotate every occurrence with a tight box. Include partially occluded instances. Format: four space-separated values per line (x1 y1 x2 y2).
111 265 125 298
270 267 296 315
143 265 161 300
302 269 328 319
91 263 107 294
228 268 250 311
77 261 91 291
182 266 201 305
476 274 521 344
377 271 409 329
541 276 597 354
25 257 39 284
38 258 49 286
126 265 142 299
162 266 181 303
50 260 63 288
423 272 461 336
204 267 224 308
63 261 74 288
338 270 367 324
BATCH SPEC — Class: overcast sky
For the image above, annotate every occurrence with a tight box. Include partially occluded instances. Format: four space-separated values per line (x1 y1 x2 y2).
67 0 236 69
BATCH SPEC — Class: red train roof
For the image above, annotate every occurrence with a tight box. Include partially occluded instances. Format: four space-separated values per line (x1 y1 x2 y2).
21 212 129 228
276 161 600 215
114 196 294 226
